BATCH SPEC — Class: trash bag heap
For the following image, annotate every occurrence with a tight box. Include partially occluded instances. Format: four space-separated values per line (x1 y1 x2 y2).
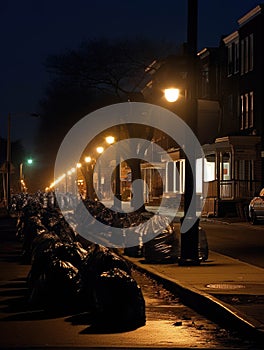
11 191 208 329
75 198 208 262
12 193 145 329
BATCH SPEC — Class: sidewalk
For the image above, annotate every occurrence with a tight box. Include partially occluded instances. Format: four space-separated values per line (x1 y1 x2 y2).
122 249 264 340
0 214 264 348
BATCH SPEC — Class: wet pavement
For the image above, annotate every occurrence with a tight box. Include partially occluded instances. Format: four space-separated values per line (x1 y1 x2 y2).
0 215 263 349
122 249 264 341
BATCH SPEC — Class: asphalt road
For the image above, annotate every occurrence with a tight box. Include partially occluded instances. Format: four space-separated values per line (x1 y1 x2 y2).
201 220 264 268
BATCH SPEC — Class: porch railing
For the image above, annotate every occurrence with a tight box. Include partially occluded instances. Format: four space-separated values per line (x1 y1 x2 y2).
205 180 261 200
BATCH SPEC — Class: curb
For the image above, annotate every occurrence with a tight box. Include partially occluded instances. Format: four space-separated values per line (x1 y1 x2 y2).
123 255 264 342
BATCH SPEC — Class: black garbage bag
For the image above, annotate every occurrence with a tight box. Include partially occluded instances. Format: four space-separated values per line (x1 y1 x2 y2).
78 245 132 310
28 232 61 288
143 225 179 263
47 215 77 243
93 268 145 330
53 241 88 268
21 216 48 264
80 244 131 280
28 259 82 311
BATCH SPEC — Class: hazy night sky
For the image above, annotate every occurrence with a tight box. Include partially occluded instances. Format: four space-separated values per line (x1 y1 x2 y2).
0 0 262 154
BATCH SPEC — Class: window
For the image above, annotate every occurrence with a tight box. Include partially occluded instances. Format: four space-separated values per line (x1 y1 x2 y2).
234 40 239 74
204 154 216 182
227 44 233 76
240 39 244 75
249 34 254 71
245 93 249 129
237 160 253 181
249 91 254 128
166 162 174 192
227 40 239 76
244 36 249 73
240 92 254 130
240 95 244 130
221 152 231 181
165 160 185 194
241 34 253 75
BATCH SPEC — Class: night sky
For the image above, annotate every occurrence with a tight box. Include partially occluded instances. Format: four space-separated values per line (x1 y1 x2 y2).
0 0 262 153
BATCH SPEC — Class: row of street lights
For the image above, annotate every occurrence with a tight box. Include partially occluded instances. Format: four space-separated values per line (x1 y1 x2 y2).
49 135 116 200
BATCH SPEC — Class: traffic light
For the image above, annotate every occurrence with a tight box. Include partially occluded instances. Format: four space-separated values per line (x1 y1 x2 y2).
27 158 33 165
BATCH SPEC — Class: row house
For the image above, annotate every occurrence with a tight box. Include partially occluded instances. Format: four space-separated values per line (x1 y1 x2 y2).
201 3 263 217
142 3 264 217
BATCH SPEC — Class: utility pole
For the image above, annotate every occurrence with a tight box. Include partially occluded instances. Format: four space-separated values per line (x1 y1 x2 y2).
178 0 200 266
6 113 11 209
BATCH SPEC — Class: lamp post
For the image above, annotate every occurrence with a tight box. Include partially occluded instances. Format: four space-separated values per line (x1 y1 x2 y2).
5 112 39 209
164 0 200 266
104 135 121 209
84 156 94 200
19 158 33 193
96 146 104 197
19 163 25 192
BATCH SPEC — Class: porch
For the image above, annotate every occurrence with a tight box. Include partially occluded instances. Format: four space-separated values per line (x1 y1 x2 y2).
202 135 262 218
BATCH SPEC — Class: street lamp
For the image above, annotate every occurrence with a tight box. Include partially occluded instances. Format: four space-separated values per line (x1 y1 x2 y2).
19 158 34 193
164 0 200 266
96 146 104 154
106 135 122 210
164 88 180 103
96 146 104 197
5 112 39 209
84 156 94 199
105 135 115 145
165 87 200 265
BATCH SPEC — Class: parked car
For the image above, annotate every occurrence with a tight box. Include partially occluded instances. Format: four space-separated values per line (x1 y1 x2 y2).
248 188 264 224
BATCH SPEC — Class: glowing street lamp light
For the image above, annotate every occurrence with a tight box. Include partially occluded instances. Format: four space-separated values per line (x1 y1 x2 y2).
105 135 115 145
96 146 104 154
164 88 180 102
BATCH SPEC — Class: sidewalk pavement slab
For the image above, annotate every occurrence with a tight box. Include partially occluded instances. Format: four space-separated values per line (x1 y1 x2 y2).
121 250 264 341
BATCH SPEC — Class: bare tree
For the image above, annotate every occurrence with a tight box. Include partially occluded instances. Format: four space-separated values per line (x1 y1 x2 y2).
36 37 175 206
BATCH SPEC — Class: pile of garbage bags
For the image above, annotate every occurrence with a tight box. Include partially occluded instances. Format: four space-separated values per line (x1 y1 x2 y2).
14 196 145 330
75 199 154 248
76 199 208 263
142 223 208 263
12 191 208 328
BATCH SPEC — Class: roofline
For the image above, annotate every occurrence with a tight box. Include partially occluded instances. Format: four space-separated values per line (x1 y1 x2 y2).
223 31 239 45
238 4 262 27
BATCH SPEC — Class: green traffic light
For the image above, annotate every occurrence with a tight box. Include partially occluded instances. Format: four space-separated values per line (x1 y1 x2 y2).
27 158 33 165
